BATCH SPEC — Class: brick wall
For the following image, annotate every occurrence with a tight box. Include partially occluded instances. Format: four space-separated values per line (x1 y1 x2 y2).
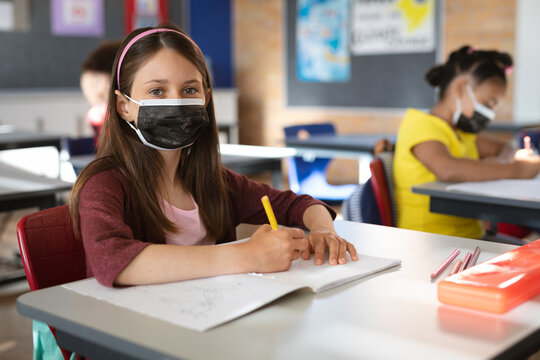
444 0 516 121
233 0 517 182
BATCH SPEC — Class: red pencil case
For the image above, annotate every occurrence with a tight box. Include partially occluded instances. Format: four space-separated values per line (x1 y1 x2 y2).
438 239 540 314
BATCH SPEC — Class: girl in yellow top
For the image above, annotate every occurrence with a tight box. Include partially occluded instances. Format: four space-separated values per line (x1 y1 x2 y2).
394 45 540 238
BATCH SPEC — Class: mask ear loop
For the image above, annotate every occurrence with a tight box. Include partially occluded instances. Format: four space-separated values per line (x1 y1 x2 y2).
117 92 140 128
123 93 141 106
452 97 462 125
466 84 496 120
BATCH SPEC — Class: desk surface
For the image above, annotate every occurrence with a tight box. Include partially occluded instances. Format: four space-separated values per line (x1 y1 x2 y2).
412 181 540 231
17 221 540 360
69 151 283 176
0 130 64 151
0 161 72 204
285 133 396 152
412 181 540 210
486 122 540 133
69 148 284 189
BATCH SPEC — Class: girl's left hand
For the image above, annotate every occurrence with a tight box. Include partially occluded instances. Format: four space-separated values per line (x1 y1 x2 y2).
302 229 358 266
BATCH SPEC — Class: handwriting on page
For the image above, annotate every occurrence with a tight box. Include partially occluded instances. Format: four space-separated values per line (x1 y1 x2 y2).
63 253 399 331
137 282 243 319
64 275 299 331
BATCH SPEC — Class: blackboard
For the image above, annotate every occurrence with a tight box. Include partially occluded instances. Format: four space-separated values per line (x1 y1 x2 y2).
0 0 184 90
286 0 441 109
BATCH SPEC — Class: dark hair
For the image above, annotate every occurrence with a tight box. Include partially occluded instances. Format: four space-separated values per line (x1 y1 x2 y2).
81 40 122 73
425 45 513 99
70 23 230 243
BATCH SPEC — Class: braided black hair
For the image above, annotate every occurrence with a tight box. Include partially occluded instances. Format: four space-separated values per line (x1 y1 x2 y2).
425 45 513 99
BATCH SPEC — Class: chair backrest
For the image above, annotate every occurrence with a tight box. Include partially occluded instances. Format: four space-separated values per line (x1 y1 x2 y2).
369 153 397 227
16 205 86 291
284 123 336 193
63 136 95 157
342 181 382 225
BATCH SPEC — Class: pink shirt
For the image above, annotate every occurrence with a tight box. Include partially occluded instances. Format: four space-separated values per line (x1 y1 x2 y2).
161 196 212 246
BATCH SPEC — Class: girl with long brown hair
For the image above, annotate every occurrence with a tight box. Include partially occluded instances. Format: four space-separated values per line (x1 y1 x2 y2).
70 24 358 287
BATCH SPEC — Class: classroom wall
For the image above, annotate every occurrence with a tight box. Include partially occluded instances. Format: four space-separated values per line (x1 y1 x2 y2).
0 91 91 136
233 0 518 148
444 0 516 122
514 0 540 124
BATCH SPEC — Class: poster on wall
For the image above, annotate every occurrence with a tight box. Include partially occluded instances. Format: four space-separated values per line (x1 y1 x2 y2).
296 0 350 83
351 0 435 55
124 0 169 34
51 0 104 37
0 0 15 31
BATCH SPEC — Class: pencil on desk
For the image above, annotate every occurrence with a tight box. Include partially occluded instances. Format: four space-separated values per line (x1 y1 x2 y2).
524 136 531 151
467 246 481 268
261 195 278 230
458 252 472 273
449 259 462 276
430 249 460 279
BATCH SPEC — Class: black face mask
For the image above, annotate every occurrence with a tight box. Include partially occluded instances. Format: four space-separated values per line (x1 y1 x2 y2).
124 95 209 150
452 85 495 134
455 112 491 133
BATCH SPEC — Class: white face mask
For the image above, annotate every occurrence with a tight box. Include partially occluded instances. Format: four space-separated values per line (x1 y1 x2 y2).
123 95 208 151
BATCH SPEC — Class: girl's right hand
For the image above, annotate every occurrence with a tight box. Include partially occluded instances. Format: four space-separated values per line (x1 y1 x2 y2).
243 224 308 273
515 158 540 178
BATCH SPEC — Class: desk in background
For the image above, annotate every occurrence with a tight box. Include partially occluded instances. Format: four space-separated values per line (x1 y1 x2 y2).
285 133 396 183
0 129 66 179
484 122 540 144
412 181 540 234
0 161 73 284
0 130 64 152
70 144 293 189
17 220 540 360
0 162 72 212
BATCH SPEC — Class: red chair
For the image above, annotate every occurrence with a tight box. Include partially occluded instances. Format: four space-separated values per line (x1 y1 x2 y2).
369 154 396 227
16 205 86 360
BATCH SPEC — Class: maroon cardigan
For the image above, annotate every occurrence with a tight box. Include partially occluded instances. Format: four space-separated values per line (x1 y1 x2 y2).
78 168 335 287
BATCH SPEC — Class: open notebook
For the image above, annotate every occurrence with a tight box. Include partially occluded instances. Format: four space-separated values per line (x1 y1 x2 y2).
64 253 400 332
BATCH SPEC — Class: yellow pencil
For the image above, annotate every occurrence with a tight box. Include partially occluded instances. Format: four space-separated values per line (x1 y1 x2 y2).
261 195 278 230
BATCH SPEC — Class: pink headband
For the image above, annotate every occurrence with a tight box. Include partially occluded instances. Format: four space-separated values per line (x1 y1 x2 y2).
116 28 203 91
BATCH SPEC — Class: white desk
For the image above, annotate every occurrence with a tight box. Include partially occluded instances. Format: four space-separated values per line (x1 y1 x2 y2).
412 181 540 233
0 161 72 212
16 221 540 360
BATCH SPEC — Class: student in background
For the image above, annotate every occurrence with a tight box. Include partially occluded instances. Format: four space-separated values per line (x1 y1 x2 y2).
80 40 121 142
70 24 357 288
393 45 540 239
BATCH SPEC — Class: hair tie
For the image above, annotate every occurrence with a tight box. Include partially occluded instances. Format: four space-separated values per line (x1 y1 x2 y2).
467 46 477 55
504 66 513 75
116 28 203 91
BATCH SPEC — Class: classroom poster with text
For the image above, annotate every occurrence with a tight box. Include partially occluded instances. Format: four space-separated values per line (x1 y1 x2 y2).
351 0 436 55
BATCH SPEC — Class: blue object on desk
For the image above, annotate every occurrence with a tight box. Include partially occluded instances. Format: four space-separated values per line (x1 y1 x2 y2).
284 123 358 204
63 137 95 175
